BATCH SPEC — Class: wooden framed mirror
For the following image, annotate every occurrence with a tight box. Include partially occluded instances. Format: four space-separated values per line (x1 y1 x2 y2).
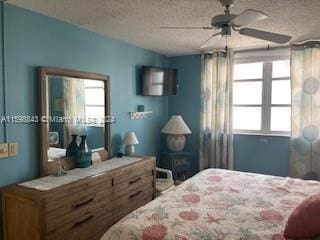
39 67 111 176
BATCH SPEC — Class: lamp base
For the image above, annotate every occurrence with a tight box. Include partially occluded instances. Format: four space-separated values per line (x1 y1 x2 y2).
166 134 186 152
125 144 135 155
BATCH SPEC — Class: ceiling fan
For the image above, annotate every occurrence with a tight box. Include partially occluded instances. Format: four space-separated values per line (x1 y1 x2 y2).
161 0 292 48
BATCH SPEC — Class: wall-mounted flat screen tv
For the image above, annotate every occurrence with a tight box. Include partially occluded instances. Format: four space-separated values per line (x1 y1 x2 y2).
142 66 178 96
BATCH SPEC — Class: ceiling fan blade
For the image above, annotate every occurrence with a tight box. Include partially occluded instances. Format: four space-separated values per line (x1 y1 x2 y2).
239 28 292 44
231 9 268 26
200 32 222 48
160 26 213 30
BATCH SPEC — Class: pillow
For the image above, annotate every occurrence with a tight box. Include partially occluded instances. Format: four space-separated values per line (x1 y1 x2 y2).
284 193 320 239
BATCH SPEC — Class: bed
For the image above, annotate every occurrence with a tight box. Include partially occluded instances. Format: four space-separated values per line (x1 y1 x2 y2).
102 168 320 240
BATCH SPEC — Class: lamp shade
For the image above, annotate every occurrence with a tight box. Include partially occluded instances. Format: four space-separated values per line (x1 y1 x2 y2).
123 132 139 145
161 115 192 135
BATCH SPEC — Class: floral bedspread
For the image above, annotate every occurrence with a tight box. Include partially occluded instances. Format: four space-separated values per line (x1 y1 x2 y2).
102 169 320 240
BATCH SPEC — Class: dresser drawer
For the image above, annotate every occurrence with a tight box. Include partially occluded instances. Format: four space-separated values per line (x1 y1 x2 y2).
46 197 112 238
45 174 112 205
46 210 113 240
114 182 154 208
45 176 112 214
113 171 154 199
113 188 154 223
113 159 155 186
46 187 112 234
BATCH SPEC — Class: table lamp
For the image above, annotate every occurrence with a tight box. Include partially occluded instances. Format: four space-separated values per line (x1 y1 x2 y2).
161 115 191 152
123 132 139 155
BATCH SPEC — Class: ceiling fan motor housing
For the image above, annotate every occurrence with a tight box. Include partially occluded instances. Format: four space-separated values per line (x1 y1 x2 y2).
211 14 236 28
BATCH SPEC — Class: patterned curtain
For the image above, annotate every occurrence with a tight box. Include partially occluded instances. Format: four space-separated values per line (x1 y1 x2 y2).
290 41 320 180
200 51 234 170
63 77 86 148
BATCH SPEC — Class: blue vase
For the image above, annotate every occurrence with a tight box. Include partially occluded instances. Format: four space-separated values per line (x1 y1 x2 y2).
66 134 79 157
75 135 92 168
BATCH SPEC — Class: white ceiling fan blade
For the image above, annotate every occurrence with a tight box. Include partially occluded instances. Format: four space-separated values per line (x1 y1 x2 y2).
200 32 222 49
239 28 292 44
160 26 213 30
231 9 268 26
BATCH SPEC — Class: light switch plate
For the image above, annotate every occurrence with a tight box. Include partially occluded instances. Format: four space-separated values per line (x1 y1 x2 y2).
8 142 18 157
0 143 9 158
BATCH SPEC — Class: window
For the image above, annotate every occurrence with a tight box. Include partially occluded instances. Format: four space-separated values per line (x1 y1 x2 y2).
233 58 291 135
84 80 105 126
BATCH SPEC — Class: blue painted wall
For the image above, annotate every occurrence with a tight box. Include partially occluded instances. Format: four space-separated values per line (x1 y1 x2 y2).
234 134 290 176
169 55 201 174
169 54 291 177
0 4 170 188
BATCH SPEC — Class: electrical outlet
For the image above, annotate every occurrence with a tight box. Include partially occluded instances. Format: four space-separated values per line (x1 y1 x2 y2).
8 142 18 157
0 143 8 158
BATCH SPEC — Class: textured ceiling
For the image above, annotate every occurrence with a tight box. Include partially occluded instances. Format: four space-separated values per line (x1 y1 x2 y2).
9 0 320 56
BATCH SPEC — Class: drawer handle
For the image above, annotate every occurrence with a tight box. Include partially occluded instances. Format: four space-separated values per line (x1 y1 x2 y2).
129 191 142 199
129 177 141 185
73 197 94 209
72 215 94 228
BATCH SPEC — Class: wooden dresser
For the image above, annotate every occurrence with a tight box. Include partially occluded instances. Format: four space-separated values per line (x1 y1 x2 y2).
2 156 155 240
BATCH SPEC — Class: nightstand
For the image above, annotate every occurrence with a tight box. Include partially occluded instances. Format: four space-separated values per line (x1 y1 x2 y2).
159 152 192 183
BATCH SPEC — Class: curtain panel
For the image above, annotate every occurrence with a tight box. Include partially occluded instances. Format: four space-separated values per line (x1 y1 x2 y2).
290 41 320 180
200 51 234 170
63 77 86 147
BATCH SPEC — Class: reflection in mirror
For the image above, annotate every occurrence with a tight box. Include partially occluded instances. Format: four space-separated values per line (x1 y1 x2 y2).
47 75 105 162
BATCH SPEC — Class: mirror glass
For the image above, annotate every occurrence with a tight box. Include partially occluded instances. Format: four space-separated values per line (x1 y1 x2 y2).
46 75 105 162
